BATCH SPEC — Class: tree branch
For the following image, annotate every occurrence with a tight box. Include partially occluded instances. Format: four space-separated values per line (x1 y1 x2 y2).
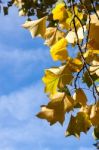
71 0 99 102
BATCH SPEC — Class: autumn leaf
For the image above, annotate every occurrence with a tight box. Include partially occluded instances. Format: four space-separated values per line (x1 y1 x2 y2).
66 26 86 44
83 48 99 64
44 27 65 47
37 91 74 125
52 3 67 22
42 68 59 95
22 17 46 38
37 94 65 125
93 126 99 140
89 60 99 77
42 65 73 94
83 71 99 87
90 101 99 126
89 11 99 49
50 38 68 61
65 115 80 138
49 92 74 113
66 31 76 44
66 58 83 72
36 106 54 124
90 11 99 26
13 0 23 7
80 105 92 115
76 112 91 133
64 95 74 112
73 88 87 106
65 112 91 138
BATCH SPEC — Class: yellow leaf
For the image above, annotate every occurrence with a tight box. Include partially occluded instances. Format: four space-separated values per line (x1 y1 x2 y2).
76 112 91 133
64 95 74 112
65 112 91 138
66 26 86 44
65 115 80 138
90 101 99 126
66 31 76 44
73 88 87 106
80 105 92 115
36 106 55 125
66 58 83 72
90 11 99 26
49 92 74 113
50 38 68 61
49 92 64 101
77 26 86 40
13 0 23 7
89 12 99 49
89 60 99 76
52 3 67 22
22 17 46 38
37 92 74 125
58 65 73 88
37 94 66 125
44 27 65 47
19 9 26 16
83 48 99 64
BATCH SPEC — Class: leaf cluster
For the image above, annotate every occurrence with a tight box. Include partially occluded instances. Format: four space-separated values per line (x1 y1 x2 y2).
1 0 99 141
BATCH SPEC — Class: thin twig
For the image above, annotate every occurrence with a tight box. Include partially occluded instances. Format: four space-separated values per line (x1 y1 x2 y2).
74 64 85 89
85 14 91 52
90 0 99 19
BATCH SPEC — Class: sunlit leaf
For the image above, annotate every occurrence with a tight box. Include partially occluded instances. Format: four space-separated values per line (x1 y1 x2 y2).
44 27 65 47
50 38 68 61
52 3 67 22
22 17 46 38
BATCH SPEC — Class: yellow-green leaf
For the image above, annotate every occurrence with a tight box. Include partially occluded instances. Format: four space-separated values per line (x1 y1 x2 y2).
42 65 73 95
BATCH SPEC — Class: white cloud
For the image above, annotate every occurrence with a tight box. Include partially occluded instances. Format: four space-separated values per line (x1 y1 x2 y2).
0 82 46 120
0 44 50 66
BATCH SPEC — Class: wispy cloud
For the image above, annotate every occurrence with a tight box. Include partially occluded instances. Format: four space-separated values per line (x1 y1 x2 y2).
0 82 95 150
0 82 46 120
0 83 65 150
0 45 50 67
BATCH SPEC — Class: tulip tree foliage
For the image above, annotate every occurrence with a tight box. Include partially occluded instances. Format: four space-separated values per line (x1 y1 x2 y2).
1 0 99 140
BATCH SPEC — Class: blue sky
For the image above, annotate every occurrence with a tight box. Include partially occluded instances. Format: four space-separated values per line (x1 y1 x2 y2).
0 6 96 150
